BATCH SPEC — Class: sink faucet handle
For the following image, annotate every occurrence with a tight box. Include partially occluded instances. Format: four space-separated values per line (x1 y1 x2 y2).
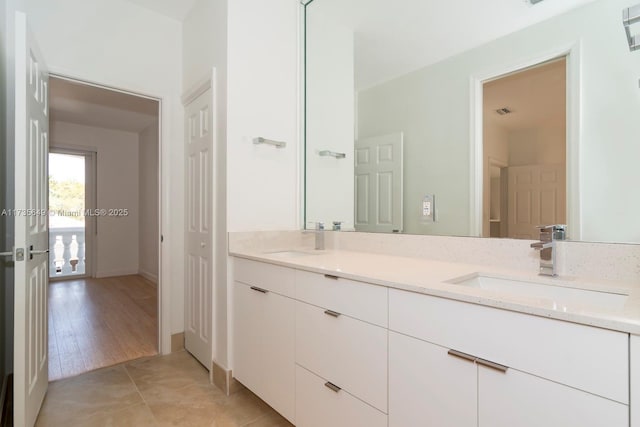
535 224 567 241
306 221 325 231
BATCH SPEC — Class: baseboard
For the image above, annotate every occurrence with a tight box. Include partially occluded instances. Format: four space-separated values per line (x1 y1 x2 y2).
211 360 245 396
170 333 185 353
95 269 139 278
138 269 158 285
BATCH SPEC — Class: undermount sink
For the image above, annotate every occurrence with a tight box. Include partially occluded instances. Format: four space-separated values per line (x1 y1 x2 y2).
264 250 321 258
447 273 629 311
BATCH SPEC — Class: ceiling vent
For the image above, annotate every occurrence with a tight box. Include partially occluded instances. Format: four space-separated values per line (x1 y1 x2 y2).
495 107 512 115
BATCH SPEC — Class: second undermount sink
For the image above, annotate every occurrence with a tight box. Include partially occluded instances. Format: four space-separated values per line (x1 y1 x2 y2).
447 273 629 311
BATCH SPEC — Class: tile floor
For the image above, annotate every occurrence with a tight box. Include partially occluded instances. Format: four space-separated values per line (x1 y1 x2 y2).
36 351 294 427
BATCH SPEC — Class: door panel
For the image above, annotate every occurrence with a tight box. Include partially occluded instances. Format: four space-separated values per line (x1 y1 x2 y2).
479 366 628 427
354 133 403 233
184 88 214 368
389 332 477 427
507 164 565 238
13 10 49 427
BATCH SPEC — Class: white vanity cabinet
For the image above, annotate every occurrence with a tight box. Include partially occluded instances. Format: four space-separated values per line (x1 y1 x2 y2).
232 257 635 427
294 270 388 425
389 331 477 427
232 259 296 423
389 288 630 427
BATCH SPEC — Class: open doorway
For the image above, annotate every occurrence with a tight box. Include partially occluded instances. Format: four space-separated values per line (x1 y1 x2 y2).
48 150 96 278
47 77 161 380
482 57 567 239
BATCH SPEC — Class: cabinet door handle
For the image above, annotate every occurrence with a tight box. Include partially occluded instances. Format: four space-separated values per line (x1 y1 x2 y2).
324 274 339 280
476 358 509 373
324 381 341 393
324 309 341 318
250 286 268 294
447 349 476 363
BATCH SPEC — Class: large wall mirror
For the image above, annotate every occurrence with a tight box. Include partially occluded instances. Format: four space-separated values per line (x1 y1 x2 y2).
304 0 640 243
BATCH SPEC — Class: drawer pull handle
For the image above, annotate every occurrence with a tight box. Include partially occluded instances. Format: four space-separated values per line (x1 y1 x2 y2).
324 381 341 393
324 274 339 280
250 286 268 294
476 358 509 373
447 349 476 363
324 309 341 318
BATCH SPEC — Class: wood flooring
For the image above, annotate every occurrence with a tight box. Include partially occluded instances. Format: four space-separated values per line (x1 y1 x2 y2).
48 275 158 381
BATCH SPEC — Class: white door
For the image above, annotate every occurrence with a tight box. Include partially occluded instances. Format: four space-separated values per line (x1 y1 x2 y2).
13 11 49 427
354 132 403 233
184 88 214 368
507 164 565 239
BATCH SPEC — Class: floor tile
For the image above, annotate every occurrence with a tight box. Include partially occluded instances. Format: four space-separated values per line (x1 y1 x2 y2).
36 365 142 426
36 351 289 427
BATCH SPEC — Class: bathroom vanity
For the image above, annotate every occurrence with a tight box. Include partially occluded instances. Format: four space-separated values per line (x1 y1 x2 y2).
230 247 640 427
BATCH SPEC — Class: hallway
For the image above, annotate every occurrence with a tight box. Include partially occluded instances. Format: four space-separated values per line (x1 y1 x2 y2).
48 275 158 381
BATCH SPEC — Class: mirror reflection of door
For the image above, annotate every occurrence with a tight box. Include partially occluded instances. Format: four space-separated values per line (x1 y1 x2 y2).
482 57 567 239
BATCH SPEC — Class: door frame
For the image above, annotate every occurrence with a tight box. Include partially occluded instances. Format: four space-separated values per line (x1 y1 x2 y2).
469 41 581 240
47 70 169 354
48 148 97 280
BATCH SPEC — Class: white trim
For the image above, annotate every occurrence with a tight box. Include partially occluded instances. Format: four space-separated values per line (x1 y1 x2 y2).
298 1 307 230
46 68 171 354
95 269 140 278
181 72 213 106
469 41 581 238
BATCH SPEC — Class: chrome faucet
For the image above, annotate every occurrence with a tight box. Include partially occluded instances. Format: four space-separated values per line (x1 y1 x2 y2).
530 225 566 276
305 222 325 250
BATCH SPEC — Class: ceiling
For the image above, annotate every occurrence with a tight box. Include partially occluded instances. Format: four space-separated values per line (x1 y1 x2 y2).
308 0 596 89
50 78 159 133
483 57 566 131
124 0 199 21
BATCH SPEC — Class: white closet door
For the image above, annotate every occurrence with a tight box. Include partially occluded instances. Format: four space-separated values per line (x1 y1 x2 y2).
184 86 214 369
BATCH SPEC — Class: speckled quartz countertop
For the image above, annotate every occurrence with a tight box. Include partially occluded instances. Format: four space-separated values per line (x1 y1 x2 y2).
230 248 640 335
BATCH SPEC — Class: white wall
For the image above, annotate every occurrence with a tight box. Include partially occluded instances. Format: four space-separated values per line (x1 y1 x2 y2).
508 119 565 167
226 0 300 232
183 0 230 367
305 5 354 229
9 0 184 347
357 0 640 242
138 120 159 283
51 121 140 277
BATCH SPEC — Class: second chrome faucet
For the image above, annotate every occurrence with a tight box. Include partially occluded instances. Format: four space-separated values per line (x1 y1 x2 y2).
531 224 566 276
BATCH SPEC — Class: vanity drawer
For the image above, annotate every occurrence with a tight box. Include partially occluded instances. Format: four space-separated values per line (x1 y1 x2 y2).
295 365 387 427
389 289 629 404
296 300 388 412
234 258 295 297
295 270 387 327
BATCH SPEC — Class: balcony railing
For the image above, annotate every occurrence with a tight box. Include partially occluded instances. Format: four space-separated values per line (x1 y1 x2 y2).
49 226 86 278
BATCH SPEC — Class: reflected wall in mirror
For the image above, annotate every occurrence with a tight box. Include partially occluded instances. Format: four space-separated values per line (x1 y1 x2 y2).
304 0 640 243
